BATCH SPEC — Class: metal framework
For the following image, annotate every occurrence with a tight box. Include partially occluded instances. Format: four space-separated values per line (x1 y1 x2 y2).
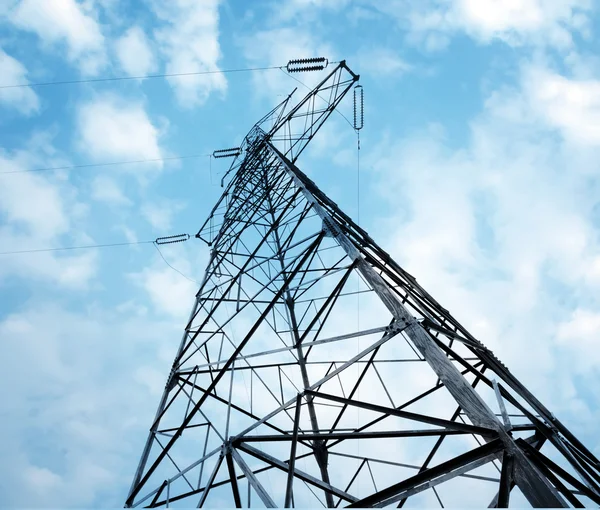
126 61 600 508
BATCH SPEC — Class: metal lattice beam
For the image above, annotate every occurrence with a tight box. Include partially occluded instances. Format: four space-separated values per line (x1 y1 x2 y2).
126 62 600 508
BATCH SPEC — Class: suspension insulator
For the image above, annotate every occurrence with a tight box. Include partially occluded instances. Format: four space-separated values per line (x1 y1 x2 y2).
213 148 241 159
155 234 190 245
286 57 329 73
353 84 364 131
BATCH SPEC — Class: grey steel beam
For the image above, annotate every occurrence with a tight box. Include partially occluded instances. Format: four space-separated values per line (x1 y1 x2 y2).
237 443 359 504
230 447 276 508
347 439 504 507
285 394 303 508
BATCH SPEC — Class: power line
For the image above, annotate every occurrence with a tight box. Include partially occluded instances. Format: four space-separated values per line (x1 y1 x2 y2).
0 236 202 285
154 243 201 285
0 230 196 255
0 65 284 89
0 64 343 178
0 153 212 175
0 240 154 255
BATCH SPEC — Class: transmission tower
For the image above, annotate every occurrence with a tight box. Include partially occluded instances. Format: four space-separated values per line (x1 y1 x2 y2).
126 61 600 508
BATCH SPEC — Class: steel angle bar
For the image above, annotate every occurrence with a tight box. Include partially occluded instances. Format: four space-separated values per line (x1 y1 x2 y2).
328 363 484 451
126 233 325 506
131 446 222 508
237 429 490 442
148 480 167 508
285 394 303 507
197 454 224 508
325 344 383 437
225 451 242 508
230 447 277 507
347 438 504 507
229 324 403 444
492 379 513 431
329 451 500 483
178 229 320 367
430 336 493 386
306 390 497 436
335 459 367 508
191 325 390 370
151 452 316 507
518 439 600 505
179 358 311 441
153 435 195 491
497 452 515 508
237 443 359 503
420 317 484 350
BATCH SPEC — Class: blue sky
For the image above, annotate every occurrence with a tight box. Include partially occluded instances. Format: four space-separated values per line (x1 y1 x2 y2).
1 0 600 506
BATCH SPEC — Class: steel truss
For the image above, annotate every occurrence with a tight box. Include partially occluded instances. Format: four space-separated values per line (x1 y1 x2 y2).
126 62 600 508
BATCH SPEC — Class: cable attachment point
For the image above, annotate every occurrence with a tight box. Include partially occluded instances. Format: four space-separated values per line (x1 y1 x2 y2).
155 233 190 245
286 57 329 73
353 84 364 131
213 147 241 159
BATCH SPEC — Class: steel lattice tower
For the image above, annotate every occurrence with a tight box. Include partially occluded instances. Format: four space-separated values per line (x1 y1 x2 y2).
126 62 600 508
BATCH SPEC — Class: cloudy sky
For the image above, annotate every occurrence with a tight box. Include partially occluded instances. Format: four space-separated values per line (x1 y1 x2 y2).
1 0 599 506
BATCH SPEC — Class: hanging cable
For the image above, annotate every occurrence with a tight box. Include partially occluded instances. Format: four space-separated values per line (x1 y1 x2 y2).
1 59 335 89
0 153 212 175
2 232 203 285
0 233 191 255
0 240 154 255
0 65 285 89
153 243 200 285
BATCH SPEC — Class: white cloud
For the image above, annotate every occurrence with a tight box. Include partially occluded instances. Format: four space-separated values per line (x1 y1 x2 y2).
484 62 600 147
114 26 157 77
524 67 600 145
271 0 350 22
356 46 412 77
0 161 68 240
134 366 166 397
76 94 163 172
133 251 196 318
90 175 132 206
115 225 138 245
141 200 185 231
0 136 97 288
0 302 180 505
152 0 226 107
241 27 334 97
557 308 600 370
7 0 107 75
372 0 592 51
0 47 39 115
367 62 600 417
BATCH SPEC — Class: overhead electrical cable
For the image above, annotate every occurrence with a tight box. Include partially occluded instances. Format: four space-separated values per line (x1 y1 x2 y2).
0 153 212 175
154 243 201 285
0 59 339 89
0 65 284 89
0 233 190 255
0 240 154 255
